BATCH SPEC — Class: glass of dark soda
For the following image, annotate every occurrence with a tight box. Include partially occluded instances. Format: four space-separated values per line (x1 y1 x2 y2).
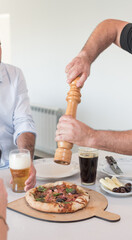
78 147 98 185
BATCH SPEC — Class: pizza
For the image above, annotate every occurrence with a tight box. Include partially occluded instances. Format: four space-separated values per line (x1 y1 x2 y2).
25 181 89 213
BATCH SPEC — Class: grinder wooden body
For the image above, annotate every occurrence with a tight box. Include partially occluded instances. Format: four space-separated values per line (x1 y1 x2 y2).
54 77 81 165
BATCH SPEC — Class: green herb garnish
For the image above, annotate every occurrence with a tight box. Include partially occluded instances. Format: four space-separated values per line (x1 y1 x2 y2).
37 186 46 192
53 193 62 197
35 198 45 202
66 188 74 193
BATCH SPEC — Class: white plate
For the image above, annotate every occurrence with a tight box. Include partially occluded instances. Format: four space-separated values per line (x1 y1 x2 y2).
100 180 132 197
34 156 79 180
101 157 132 179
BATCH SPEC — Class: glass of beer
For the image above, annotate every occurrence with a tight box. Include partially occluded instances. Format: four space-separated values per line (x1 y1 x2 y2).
9 149 31 192
78 147 98 185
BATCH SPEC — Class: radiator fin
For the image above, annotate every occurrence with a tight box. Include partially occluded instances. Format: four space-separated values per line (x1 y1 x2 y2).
31 105 64 154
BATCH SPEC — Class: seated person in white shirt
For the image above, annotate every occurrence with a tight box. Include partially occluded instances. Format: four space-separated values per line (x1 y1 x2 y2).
0 179 8 240
0 42 36 191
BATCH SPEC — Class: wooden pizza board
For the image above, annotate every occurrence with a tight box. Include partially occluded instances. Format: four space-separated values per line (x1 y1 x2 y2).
7 188 120 222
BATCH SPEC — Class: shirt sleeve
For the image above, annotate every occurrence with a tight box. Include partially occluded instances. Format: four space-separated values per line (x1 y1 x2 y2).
13 68 36 145
120 23 132 53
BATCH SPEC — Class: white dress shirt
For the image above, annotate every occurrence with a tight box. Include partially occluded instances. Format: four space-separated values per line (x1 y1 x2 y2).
0 62 36 164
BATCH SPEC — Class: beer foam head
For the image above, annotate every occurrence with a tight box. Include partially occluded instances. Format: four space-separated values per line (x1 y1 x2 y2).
9 153 31 170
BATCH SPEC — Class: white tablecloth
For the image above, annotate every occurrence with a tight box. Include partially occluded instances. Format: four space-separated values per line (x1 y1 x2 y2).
1 150 132 240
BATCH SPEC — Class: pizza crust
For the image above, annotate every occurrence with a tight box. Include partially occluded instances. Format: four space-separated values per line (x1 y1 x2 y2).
25 181 89 213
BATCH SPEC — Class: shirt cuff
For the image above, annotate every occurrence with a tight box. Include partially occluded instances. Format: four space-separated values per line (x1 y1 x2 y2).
14 123 36 145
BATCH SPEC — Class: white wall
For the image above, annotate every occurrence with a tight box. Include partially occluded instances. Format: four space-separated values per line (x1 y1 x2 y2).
0 0 132 131
0 14 11 63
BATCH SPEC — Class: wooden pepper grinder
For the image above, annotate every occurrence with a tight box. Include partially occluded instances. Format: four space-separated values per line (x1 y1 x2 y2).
54 77 81 165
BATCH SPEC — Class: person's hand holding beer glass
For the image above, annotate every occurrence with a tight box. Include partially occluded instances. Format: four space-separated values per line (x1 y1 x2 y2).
9 149 32 193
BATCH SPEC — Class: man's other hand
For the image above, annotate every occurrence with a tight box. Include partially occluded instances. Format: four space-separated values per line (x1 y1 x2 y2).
65 51 91 87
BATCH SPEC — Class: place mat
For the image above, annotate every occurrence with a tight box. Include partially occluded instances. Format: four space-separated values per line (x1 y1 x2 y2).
7 188 120 222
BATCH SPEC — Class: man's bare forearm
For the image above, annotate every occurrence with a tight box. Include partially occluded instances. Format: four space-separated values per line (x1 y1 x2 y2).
16 132 35 160
55 116 132 155
92 129 132 155
80 19 128 65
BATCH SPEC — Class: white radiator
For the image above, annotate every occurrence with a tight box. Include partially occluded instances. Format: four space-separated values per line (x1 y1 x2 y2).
31 105 64 154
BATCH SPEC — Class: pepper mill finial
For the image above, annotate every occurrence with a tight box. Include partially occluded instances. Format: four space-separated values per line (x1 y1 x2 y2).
54 77 81 165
